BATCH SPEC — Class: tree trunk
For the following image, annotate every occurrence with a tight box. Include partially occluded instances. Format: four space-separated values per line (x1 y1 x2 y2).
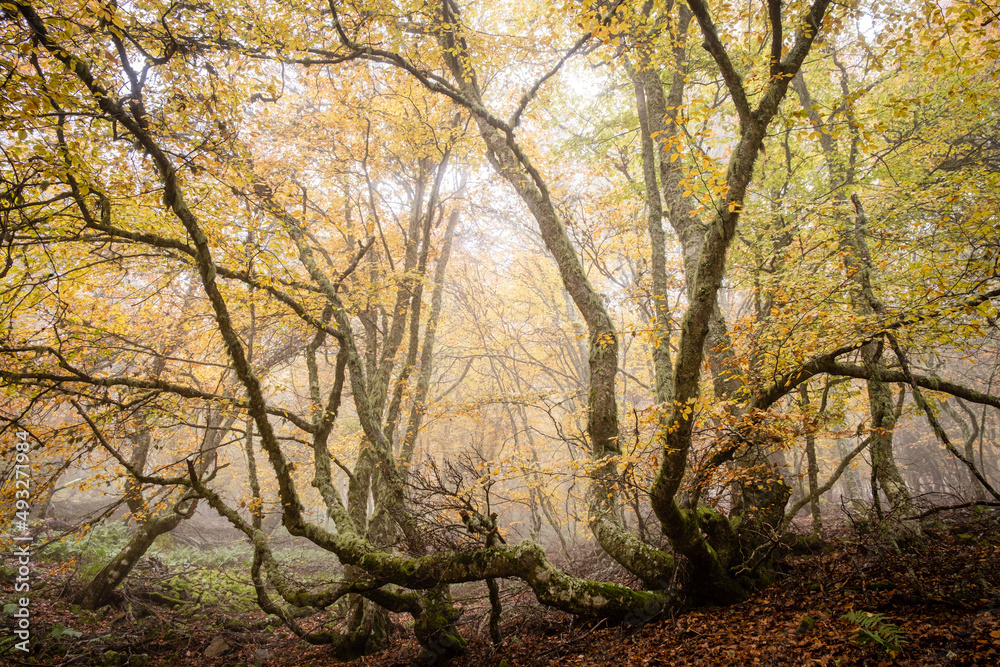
942 399 987 502
862 344 912 518
73 512 184 609
791 69 914 521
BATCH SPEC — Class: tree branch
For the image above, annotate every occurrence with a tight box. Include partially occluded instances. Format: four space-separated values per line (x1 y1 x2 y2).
685 0 750 130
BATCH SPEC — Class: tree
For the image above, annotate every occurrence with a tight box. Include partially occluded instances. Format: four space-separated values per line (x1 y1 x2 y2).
2 0 999 662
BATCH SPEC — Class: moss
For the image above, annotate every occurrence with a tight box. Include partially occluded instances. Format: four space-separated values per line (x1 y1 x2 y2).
796 615 816 635
868 581 896 591
785 533 823 553
99 650 123 667
697 505 739 567
413 586 467 665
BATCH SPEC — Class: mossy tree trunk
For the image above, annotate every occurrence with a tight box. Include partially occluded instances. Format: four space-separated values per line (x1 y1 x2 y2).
433 0 834 604
644 0 834 603
71 350 236 609
72 511 186 609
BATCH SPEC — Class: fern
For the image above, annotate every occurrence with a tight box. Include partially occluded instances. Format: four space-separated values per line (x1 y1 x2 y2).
842 611 908 657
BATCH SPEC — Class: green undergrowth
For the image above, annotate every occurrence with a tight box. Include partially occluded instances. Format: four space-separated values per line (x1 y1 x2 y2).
39 522 132 579
156 568 258 619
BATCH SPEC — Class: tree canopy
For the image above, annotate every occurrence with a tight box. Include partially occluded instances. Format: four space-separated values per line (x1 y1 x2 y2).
1 0 998 661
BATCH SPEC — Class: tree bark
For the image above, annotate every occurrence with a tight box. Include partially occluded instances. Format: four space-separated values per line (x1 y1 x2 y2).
73 512 184 609
791 70 914 520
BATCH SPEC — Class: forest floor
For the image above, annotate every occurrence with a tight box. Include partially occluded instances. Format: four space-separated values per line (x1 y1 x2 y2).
2 509 999 666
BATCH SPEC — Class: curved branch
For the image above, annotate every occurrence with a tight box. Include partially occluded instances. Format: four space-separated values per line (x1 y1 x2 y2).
685 0 750 129
509 34 591 128
782 436 871 530
0 363 316 434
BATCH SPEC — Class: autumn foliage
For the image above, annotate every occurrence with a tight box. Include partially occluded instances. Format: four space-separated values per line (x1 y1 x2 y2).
1 0 998 663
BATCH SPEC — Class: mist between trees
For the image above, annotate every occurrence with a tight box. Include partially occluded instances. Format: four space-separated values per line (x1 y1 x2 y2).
1 0 998 662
